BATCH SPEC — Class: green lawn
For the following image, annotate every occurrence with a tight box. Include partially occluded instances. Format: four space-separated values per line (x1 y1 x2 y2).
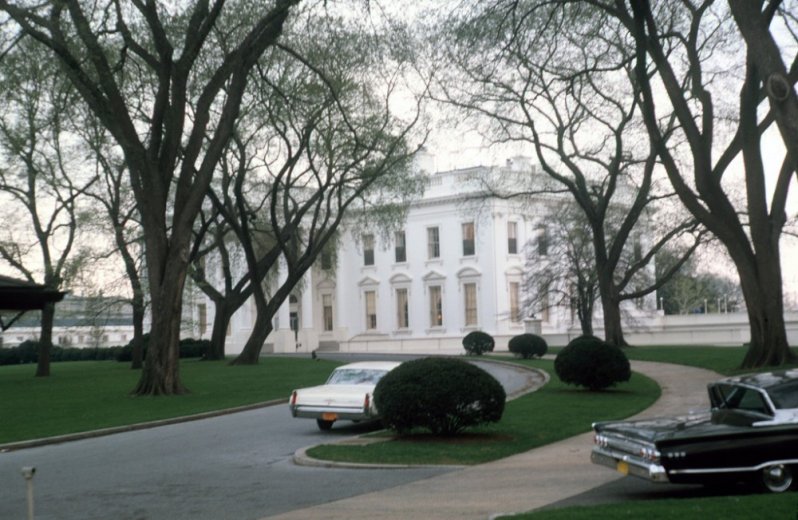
547 345 798 376
307 359 660 465
0 357 340 444
499 492 798 519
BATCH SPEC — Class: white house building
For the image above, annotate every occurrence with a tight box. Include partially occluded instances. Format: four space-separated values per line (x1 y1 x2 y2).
210 155 662 355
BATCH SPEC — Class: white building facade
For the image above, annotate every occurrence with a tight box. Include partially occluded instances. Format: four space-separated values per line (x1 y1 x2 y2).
211 157 660 355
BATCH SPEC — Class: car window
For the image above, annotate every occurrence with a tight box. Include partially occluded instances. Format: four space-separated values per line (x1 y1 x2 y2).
767 380 798 409
712 384 772 415
326 368 387 385
735 388 772 415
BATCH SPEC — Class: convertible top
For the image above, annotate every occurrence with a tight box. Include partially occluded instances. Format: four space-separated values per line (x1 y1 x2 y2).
332 361 402 372
715 370 798 391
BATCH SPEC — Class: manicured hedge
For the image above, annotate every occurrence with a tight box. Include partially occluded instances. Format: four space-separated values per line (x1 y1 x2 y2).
374 357 506 435
462 330 495 356
0 336 209 365
508 333 548 359
554 335 631 390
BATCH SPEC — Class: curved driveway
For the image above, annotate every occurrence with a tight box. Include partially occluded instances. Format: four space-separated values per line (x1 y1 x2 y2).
268 360 721 520
0 355 541 520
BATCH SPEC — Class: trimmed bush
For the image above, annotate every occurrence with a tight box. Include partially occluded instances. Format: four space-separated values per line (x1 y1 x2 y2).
462 330 495 356
373 357 506 435
116 335 208 361
508 333 548 359
179 338 210 359
554 335 631 391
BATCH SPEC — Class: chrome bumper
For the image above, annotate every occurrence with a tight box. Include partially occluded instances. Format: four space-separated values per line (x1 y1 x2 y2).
591 447 670 483
290 405 373 421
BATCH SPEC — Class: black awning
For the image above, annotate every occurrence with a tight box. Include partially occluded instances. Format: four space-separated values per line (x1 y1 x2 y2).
0 275 66 311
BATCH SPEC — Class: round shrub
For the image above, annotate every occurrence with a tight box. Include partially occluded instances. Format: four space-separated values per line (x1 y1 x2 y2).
554 335 631 391
462 331 495 356
508 334 548 359
374 357 506 435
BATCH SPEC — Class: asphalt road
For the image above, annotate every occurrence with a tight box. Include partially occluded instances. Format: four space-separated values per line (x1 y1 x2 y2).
0 355 536 520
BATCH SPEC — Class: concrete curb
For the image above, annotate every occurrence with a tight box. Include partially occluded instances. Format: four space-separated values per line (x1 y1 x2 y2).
0 398 286 453
292 445 466 470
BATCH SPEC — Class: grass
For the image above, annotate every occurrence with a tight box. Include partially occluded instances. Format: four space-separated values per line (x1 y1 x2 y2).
547 345 798 376
306 359 660 465
499 492 798 519
0 357 341 444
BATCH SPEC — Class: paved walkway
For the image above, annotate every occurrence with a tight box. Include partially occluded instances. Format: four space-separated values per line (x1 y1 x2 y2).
266 361 720 520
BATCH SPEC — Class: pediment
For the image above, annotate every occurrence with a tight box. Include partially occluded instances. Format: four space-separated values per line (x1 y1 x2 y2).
422 270 446 282
357 276 380 288
456 267 481 279
390 273 412 284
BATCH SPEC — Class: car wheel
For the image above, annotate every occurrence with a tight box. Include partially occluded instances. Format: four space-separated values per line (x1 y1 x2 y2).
316 419 334 431
760 464 794 493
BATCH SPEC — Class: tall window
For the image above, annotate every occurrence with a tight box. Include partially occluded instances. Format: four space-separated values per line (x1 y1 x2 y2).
427 226 440 259
321 250 333 270
537 225 549 256
322 294 334 331
365 290 377 330
429 285 443 327
509 282 521 322
462 222 475 256
507 222 518 254
464 283 478 326
363 234 375 266
198 303 207 335
540 282 550 322
395 230 407 263
396 288 409 328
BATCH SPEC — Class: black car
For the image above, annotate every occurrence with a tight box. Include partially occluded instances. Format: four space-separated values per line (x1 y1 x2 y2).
591 370 798 492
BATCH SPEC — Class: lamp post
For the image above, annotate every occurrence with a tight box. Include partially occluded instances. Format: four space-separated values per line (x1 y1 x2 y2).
21 466 35 520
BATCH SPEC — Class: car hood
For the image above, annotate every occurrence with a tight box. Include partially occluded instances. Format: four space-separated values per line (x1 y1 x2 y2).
293 384 375 407
594 413 713 443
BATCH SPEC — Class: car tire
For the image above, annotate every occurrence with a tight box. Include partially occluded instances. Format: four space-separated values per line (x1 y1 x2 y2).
316 419 334 431
759 464 794 493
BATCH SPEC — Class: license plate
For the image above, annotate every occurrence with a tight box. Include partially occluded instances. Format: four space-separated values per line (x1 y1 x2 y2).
321 412 338 421
616 461 629 475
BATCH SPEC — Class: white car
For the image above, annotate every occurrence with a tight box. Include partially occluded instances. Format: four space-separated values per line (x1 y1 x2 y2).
289 361 401 430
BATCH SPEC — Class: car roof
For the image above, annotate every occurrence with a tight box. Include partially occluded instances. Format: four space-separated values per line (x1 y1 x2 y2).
333 361 402 371
715 369 798 390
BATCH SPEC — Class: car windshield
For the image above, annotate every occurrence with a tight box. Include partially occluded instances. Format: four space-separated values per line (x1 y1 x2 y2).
326 368 387 385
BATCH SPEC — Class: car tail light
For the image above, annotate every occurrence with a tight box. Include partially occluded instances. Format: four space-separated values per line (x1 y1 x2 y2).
364 393 370 413
639 446 661 463
594 434 609 448
290 391 297 406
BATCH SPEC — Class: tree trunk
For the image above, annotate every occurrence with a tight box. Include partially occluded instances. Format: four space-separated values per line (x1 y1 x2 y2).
206 301 232 361
597 268 627 346
35 301 55 377
576 297 594 336
230 304 272 365
130 300 145 370
132 254 188 395
737 252 793 368
601 295 627 347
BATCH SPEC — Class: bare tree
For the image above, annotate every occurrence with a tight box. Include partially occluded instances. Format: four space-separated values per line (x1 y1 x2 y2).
524 203 599 336
0 36 96 376
0 0 304 394
607 0 797 366
193 11 428 364
76 113 148 369
437 2 702 345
